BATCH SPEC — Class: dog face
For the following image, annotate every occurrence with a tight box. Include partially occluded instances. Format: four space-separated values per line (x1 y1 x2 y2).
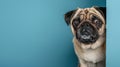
64 7 106 45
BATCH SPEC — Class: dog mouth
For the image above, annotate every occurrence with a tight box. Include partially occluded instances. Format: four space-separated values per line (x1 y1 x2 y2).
76 22 99 44
78 34 98 44
81 35 90 39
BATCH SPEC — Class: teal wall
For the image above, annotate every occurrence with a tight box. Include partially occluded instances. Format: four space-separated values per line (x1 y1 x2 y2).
0 0 106 67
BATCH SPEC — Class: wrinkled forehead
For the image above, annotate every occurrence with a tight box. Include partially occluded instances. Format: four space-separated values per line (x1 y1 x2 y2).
71 7 105 24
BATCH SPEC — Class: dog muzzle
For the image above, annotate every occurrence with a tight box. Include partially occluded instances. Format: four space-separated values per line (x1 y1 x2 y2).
76 21 99 44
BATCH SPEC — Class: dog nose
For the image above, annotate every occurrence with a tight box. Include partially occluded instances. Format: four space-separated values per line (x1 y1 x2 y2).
82 29 89 34
80 22 92 35
81 28 90 35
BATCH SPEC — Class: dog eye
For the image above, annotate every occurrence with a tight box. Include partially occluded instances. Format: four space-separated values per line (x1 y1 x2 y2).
92 15 103 29
94 19 103 29
94 19 100 24
95 20 102 29
72 18 80 27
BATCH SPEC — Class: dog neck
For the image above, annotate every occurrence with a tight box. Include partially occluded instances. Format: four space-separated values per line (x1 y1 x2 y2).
73 37 106 63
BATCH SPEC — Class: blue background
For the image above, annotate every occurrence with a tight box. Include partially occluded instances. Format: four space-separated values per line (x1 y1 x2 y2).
0 0 106 67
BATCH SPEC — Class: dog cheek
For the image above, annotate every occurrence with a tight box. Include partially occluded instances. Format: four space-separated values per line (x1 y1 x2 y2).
71 25 76 36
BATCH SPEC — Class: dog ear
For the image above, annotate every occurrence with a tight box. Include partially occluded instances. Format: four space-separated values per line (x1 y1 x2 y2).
94 7 106 20
64 10 76 25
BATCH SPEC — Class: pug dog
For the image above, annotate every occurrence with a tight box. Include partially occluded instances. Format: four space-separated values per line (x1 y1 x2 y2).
64 7 106 67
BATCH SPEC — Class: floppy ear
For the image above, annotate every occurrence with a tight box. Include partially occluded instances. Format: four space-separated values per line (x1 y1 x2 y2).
64 10 76 25
94 7 106 20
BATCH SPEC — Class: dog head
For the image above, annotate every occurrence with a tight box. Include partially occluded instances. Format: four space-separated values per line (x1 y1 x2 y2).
64 7 106 49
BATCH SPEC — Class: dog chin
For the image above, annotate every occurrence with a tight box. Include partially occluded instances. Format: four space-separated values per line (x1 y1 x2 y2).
79 37 94 44
77 36 105 49
77 35 99 44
